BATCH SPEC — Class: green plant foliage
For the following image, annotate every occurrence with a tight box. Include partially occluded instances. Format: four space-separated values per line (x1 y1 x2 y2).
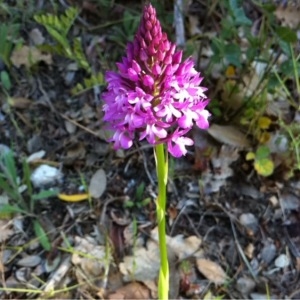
34 6 78 41
280 121 300 171
228 0 252 26
246 146 274 177
71 73 104 95
33 220 52 251
0 70 11 91
109 10 140 47
34 7 91 72
0 150 58 250
124 182 151 209
275 26 297 44
0 23 19 67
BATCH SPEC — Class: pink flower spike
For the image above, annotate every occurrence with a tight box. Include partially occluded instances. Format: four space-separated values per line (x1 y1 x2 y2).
102 3 210 157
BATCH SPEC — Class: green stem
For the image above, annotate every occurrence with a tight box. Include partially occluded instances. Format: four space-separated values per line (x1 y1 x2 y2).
154 143 169 300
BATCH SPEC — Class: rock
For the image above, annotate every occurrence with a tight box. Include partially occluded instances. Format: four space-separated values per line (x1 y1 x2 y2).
274 254 290 268
17 255 41 267
27 135 43 153
280 193 299 211
0 144 11 156
260 242 276 265
30 164 63 188
250 293 278 300
239 213 259 234
236 276 256 295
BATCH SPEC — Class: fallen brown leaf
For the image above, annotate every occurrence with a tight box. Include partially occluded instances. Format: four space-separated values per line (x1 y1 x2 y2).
11 45 52 68
196 258 227 285
275 4 300 29
108 282 150 299
89 168 107 198
8 97 32 109
0 220 14 243
207 124 250 148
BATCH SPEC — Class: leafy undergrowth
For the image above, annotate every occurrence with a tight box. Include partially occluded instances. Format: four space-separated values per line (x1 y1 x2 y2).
0 0 300 299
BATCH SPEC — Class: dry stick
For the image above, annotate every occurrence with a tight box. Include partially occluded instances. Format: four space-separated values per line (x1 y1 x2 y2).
60 114 99 137
230 220 257 280
36 78 56 113
207 203 258 280
42 256 71 294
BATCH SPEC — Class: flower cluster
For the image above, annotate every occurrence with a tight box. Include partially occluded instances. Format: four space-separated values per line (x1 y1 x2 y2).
102 4 210 157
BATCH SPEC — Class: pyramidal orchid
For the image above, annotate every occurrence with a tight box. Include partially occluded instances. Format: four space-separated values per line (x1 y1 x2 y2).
102 4 210 157
102 4 210 299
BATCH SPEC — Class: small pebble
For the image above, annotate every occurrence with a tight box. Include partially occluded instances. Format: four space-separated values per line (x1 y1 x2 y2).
261 242 276 265
30 164 63 187
274 254 290 268
0 144 11 156
17 255 41 267
236 276 256 295
250 293 277 300
239 213 259 234
280 193 300 211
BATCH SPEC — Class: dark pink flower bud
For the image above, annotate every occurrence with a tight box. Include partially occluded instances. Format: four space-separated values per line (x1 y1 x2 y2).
150 14 156 23
151 25 158 37
172 51 182 64
169 44 176 56
149 42 157 55
116 62 127 74
132 60 141 73
146 20 152 30
152 63 161 75
140 49 148 61
164 65 173 75
163 40 170 51
140 38 147 49
148 5 155 15
157 50 165 61
163 55 172 65
142 75 154 87
128 68 139 81
145 31 152 42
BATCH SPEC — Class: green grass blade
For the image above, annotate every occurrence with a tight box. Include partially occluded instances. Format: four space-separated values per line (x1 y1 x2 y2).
33 220 51 251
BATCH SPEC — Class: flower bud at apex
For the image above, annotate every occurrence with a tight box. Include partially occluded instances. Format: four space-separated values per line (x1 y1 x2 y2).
146 20 152 30
148 4 154 15
102 3 210 157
